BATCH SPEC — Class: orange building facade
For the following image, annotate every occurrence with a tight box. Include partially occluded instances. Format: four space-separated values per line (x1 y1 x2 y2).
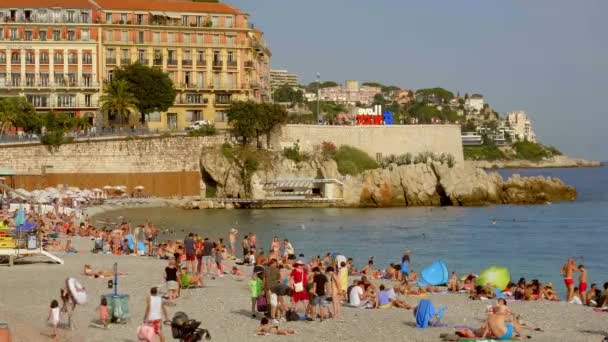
0 0 271 130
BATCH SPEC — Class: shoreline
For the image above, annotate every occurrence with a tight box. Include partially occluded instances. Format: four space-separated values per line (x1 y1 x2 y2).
467 157 603 170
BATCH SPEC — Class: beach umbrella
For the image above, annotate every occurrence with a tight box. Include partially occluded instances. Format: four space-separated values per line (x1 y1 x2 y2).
476 265 511 291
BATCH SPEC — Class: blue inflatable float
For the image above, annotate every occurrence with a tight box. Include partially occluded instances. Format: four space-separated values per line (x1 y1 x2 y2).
417 260 448 286
125 235 146 255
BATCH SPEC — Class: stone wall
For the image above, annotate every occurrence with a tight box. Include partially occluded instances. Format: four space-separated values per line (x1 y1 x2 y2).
0 136 225 174
275 125 464 164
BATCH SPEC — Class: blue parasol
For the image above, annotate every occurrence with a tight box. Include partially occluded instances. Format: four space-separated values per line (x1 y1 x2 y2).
15 221 37 232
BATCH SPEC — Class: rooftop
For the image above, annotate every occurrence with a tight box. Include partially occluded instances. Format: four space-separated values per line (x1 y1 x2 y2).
0 0 241 14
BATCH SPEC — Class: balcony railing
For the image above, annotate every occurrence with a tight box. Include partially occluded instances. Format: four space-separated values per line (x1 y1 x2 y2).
182 59 192 66
244 61 254 69
212 60 223 69
197 59 206 67
167 59 178 66
153 59 163 65
227 60 237 68
120 58 131 65
106 58 116 65
137 59 149 65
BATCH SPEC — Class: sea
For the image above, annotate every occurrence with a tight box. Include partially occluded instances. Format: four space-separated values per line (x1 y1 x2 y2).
95 164 608 294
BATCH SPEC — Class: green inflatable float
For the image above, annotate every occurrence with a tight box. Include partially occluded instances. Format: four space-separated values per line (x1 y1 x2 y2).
476 265 511 291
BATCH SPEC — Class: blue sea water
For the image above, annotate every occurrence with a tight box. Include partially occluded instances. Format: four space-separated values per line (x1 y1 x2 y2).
99 165 608 296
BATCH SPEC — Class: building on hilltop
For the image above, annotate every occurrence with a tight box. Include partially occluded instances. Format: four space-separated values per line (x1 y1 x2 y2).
464 94 484 112
0 0 271 130
507 111 537 142
270 69 299 90
318 80 381 106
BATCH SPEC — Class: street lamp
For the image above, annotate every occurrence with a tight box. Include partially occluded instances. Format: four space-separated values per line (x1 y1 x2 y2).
316 72 321 124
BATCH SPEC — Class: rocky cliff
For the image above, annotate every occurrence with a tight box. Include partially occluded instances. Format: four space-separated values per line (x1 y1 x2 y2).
199 147 576 208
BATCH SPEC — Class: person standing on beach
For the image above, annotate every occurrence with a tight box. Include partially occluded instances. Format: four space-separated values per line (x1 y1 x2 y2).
229 228 238 258
401 250 412 282
241 235 250 259
184 233 196 275
578 265 588 304
561 258 577 302
202 238 215 276
264 259 281 323
143 287 169 342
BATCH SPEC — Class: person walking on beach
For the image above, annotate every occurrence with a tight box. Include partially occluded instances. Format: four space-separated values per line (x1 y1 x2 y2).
184 233 196 275
290 261 309 314
561 258 577 302
47 299 60 340
143 287 169 342
578 265 588 304
327 266 342 320
241 235 250 259
202 238 215 276
264 259 281 323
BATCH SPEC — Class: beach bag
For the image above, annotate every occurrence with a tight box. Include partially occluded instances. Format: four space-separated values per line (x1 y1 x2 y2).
137 322 154 342
286 309 300 322
256 295 268 312
294 282 304 293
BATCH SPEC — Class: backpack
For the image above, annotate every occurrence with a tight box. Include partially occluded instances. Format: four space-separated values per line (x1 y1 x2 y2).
256 295 267 313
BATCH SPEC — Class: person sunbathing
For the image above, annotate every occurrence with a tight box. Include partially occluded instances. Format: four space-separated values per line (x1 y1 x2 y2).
231 266 246 276
256 317 296 336
377 284 412 309
457 305 524 340
447 272 461 292
83 264 126 278
542 283 559 301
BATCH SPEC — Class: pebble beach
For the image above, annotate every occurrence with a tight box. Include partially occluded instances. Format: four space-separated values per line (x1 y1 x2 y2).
1 237 607 342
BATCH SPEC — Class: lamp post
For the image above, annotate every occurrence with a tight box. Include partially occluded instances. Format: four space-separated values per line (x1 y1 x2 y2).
316 72 321 124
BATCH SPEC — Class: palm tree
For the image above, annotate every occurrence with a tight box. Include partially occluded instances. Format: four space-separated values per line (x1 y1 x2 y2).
99 79 138 127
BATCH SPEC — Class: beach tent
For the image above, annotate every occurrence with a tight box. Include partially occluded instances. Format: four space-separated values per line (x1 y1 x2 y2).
417 260 449 287
476 265 511 291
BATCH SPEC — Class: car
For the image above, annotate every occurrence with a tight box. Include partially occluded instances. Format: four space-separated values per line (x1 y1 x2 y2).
185 120 211 131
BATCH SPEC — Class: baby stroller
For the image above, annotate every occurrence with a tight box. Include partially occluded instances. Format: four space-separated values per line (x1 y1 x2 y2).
169 312 211 342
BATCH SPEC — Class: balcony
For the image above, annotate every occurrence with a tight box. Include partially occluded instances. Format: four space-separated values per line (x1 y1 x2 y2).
182 59 192 66
175 97 208 105
212 60 223 70
137 59 149 65
106 58 116 65
196 59 206 67
53 59 63 65
250 82 261 89
227 60 237 68
68 59 78 65
167 59 178 66
120 58 131 65
244 61 254 69
153 59 163 66
82 58 93 65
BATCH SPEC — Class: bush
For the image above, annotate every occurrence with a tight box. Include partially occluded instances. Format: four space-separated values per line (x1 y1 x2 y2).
321 141 337 159
463 146 507 161
283 142 309 163
221 143 235 160
40 130 70 151
333 145 378 175
188 124 216 137
380 153 413 168
512 141 552 161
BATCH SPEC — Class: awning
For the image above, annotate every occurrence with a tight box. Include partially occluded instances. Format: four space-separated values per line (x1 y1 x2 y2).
149 11 165 16
164 12 182 19
0 168 16 176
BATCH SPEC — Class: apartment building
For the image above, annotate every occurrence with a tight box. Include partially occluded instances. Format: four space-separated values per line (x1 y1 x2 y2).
0 0 271 130
319 80 381 106
507 111 537 143
270 69 299 89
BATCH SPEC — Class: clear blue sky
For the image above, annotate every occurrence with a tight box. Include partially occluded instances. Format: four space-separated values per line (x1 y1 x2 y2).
230 0 607 160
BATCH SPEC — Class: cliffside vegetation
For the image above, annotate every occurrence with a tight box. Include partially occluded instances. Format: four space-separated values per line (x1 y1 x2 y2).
464 141 562 162
320 143 378 175
227 101 288 147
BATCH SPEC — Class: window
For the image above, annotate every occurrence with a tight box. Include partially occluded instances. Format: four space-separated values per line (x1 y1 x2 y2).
211 16 219 27
216 94 231 104
215 111 228 122
66 11 75 23
226 36 234 47
11 73 20 86
227 51 234 63
24 10 32 21
138 49 145 62
40 73 49 86
81 29 89 41
25 73 35 86
26 51 35 64
10 28 18 41
0 28 4 41
137 14 144 25
85 94 92 106
67 30 75 41
68 52 77 64
120 13 127 23
24 31 33 41
138 31 144 43
54 72 64 85
167 32 174 43
213 72 220 88
197 72 205 87
167 50 176 64
197 50 205 63
184 71 191 85
121 31 127 42
213 51 221 66
39 52 49 64
39 30 47 41
186 110 202 121
186 94 202 104
182 15 189 26
81 12 89 23
121 49 129 63
197 34 203 45
11 52 19 63
0 52 4 63
53 29 61 41
67 73 76 86
145 112 161 122
27 95 49 107
106 13 112 23
105 30 113 41
196 16 202 27
0 73 5 86
183 33 190 44
54 52 63 64
82 52 92 64
212 35 219 45
57 94 76 107
183 50 191 62
153 32 160 43
107 70 113 82
226 16 233 28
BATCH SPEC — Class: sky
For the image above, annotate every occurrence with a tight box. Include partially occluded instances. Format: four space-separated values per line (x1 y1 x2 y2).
230 0 608 160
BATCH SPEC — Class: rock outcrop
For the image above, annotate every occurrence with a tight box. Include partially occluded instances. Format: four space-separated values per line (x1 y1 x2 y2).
199 147 577 208
468 156 602 169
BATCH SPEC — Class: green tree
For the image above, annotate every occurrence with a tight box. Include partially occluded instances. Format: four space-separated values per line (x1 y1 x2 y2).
0 96 39 135
113 63 176 123
305 81 338 93
372 93 387 106
415 87 454 102
273 85 304 104
99 79 139 126
227 101 261 146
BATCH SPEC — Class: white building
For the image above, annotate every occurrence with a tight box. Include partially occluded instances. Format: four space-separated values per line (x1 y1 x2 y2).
318 81 381 106
270 69 299 89
465 94 485 112
507 111 537 142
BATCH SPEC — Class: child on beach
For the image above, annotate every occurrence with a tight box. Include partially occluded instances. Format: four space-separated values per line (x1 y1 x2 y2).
256 317 296 336
249 272 263 318
48 299 60 339
98 297 109 328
